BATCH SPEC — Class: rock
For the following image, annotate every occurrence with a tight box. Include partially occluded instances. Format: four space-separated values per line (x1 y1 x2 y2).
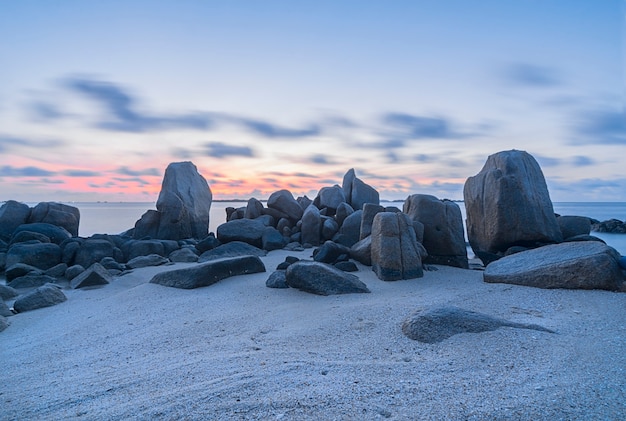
127 254 169 269
10 274 58 289
262 227 285 251
5 263 42 282
195 234 221 253
74 239 117 268
100 257 126 271
150 255 266 289
0 300 13 317
484 242 624 291
301 204 322 246
0 315 9 332
45 263 68 278
244 197 265 219
217 218 267 248
267 190 303 222
342 169 380 210
124 239 166 260
0 284 19 300
6 242 62 270
285 261 370 295
266 270 289 288
65 265 85 280
28 202 80 237
12 284 67 313
403 194 468 269
70 263 112 289
401 307 554 343
334 261 358 272
321 217 339 241
591 218 626 234
314 186 346 215
0 200 31 242
557 215 591 239
619 256 626 270
360 203 385 241
314 241 351 264
12 223 71 245
464 150 563 265
9 230 51 245
198 241 267 262
134 161 212 240
169 248 199 263
61 240 81 265
371 212 424 281
335 202 354 228
336 210 363 247
350 236 372 266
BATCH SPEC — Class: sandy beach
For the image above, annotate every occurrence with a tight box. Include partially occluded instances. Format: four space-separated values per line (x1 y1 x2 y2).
2 249 625 420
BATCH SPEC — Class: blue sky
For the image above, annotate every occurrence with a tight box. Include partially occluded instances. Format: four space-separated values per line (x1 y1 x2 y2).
1 0 624 202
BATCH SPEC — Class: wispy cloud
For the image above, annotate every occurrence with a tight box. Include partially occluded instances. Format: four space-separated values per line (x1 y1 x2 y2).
62 169 101 177
115 166 161 177
571 108 626 145
0 135 64 152
0 165 55 177
204 142 255 158
382 113 467 139
502 63 563 88
225 116 321 138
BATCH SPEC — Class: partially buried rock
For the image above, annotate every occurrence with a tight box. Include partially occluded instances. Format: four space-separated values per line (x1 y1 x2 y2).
70 263 112 289
198 241 267 262
150 255 266 289
169 248 199 263
9 274 57 289
266 270 289 289
483 241 624 291
13 284 67 313
0 284 19 300
127 254 169 269
0 315 8 332
0 300 13 317
401 306 554 343
285 261 370 295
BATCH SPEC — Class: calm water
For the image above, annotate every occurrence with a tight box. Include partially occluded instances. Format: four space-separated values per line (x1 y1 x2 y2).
61 201 626 256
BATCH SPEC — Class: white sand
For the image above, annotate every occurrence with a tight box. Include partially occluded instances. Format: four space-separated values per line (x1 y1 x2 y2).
1 249 625 420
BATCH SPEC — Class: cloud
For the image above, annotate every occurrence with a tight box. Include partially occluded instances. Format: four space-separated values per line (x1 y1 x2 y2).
204 142 255 158
0 165 56 177
29 102 64 121
112 176 150 185
534 155 561 167
502 63 563 88
62 169 101 177
0 135 64 152
382 113 461 139
115 166 161 177
571 109 626 145
309 154 338 165
229 116 320 138
572 156 594 166
64 77 213 132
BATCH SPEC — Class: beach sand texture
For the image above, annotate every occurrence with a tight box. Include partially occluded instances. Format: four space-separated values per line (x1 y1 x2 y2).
2 249 625 420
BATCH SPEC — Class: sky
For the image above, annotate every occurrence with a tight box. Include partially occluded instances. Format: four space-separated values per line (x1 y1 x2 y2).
1 0 624 202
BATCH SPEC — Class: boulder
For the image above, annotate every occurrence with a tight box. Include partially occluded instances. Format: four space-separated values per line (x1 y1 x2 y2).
74 239 117 268
195 234 220 253
371 212 424 281
285 261 370 295
314 186 346 215
217 218 267 248
134 161 212 240
198 241 267 263
12 223 71 245
266 270 289 289
12 284 67 313
0 315 8 332
9 230 51 245
150 255 266 289
334 261 358 272
65 265 85 280
70 263 112 289
300 204 322 246
244 197 265 219
341 168 380 210
463 150 563 265
0 300 12 317
483 242 624 291
335 202 354 228
350 236 372 266
100 257 126 271
336 210 363 247
127 254 169 269
592 219 626 234
267 190 303 222
403 194 468 269
6 242 61 270
169 248 199 263
0 284 19 300
262 227 285 251
124 239 166 260
314 241 351 264
360 203 384 240
45 263 68 278
0 200 31 242
557 215 591 239
28 202 80 237
5 263 42 282
9 274 58 289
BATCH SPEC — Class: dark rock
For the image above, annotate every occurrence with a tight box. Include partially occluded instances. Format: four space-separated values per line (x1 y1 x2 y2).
28 202 80 237
321 217 339 241
0 200 31 242
169 248 199 263
5 263 42 282
463 150 563 265
314 186 346 215
13 284 67 313
276 218 292 235
285 261 370 295
6 242 62 270
256 214 275 227
337 210 363 247
127 254 169 269
334 261 358 272
484 241 624 291
150 255 266 289
297 195 313 212
276 261 291 270
360 203 385 241
0 284 19 300
134 161 212 240
401 306 554 343
195 234 221 253
244 197 265 219
9 230 51 245
403 194 468 269
301 204 322 246
266 270 289 288
61 239 81 265
262 207 289 222
619 256 626 270
0 300 13 317
125 239 166 260
335 202 354 228
45 263 68 278
74 239 117 268
217 218 267 248
9 274 58 289
314 241 351 264
13 223 71 245
350 236 372 266
0 315 8 332
100 257 126 271
70 263 112 289
342 168 380 210
562 234 606 245
371 212 424 281
557 215 591 239
591 218 626 234
267 190 303 222
198 241 267 262
65 265 85 280
262 227 285 251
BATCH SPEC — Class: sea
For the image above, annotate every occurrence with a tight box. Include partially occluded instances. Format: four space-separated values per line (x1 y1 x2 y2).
47 201 626 256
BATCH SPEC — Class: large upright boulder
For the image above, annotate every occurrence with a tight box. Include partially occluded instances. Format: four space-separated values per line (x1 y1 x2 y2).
313 186 346 215
267 190 303 222
0 200 31 242
28 202 80 237
341 169 380 210
463 150 563 264
6 243 62 270
403 194 468 269
300 204 322 246
134 162 212 240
